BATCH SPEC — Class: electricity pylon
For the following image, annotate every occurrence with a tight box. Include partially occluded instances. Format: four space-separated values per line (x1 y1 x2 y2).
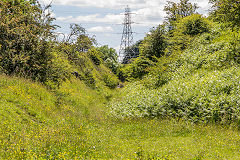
119 6 137 64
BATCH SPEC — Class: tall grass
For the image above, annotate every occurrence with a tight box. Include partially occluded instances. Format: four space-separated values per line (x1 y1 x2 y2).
0 75 108 159
1 74 240 159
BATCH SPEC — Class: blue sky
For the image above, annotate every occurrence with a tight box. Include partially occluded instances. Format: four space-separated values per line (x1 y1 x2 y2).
39 0 211 51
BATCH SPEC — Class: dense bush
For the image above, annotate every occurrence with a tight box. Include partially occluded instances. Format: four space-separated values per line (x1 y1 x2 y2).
164 0 198 27
110 67 240 124
50 25 119 89
83 69 96 88
97 45 118 73
139 25 167 60
0 0 55 82
44 50 72 88
121 57 154 80
102 74 119 89
210 0 240 29
125 15 212 83
177 14 211 36
167 14 212 53
110 25 240 124
88 48 103 65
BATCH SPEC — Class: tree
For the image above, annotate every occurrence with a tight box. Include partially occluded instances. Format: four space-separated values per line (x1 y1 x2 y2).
61 24 96 64
97 45 118 73
164 0 198 27
97 45 117 62
121 57 154 80
167 14 212 52
179 14 211 36
66 24 96 52
139 25 167 60
122 40 142 64
0 0 56 81
210 0 240 28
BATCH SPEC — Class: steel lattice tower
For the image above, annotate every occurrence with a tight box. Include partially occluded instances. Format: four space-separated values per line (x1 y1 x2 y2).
119 6 137 64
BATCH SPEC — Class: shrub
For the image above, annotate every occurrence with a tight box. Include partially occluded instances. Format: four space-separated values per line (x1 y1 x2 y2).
0 0 55 82
97 45 118 73
177 14 211 36
83 69 96 88
139 25 167 60
121 57 154 80
167 14 212 53
88 48 103 66
44 50 72 88
110 67 240 124
109 25 240 125
103 74 119 89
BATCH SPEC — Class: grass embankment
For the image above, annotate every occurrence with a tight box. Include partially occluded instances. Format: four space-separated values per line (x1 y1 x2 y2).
1 75 240 159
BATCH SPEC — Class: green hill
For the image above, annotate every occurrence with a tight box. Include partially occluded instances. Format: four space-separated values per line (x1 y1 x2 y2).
2 75 240 159
0 74 112 159
2 0 240 159
110 23 240 124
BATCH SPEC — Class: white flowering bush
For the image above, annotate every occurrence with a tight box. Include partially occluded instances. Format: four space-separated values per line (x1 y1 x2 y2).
110 67 240 123
110 26 240 124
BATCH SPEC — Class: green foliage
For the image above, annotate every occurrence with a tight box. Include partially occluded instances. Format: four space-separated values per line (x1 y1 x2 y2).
88 48 103 65
180 27 240 71
122 40 142 64
61 42 119 89
82 69 96 88
66 23 96 53
126 15 212 82
3 0 240 159
116 64 126 82
2 75 240 159
54 24 119 89
141 54 177 88
110 67 240 123
97 45 118 62
140 25 167 60
0 0 55 82
63 24 96 58
102 74 119 89
0 74 112 159
177 14 211 36
167 14 212 53
97 45 118 73
210 0 240 29
164 0 198 26
121 57 154 80
110 24 240 124
44 49 72 89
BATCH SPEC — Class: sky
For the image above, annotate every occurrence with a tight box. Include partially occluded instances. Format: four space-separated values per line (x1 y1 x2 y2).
39 0 211 51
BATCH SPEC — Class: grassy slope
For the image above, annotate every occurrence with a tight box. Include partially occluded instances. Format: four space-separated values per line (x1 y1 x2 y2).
1 75 240 159
0 75 108 159
110 26 240 124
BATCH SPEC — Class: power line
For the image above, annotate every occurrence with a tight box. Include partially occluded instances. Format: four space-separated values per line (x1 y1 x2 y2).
55 20 161 27
87 31 146 34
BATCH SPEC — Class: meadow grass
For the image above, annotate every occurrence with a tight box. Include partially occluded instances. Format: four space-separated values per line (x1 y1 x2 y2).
1 75 240 159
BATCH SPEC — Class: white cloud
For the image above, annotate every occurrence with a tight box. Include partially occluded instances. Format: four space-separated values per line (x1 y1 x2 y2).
40 0 210 10
131 7 166 26
52 0 210 27
55 7 165 27
88 26 114 32
56 13 123 24
40 0 148 9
